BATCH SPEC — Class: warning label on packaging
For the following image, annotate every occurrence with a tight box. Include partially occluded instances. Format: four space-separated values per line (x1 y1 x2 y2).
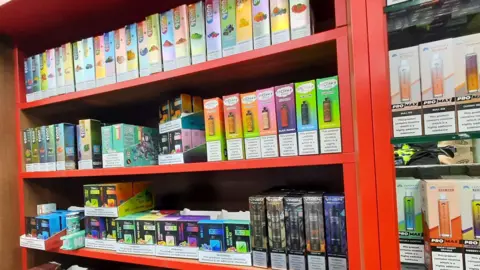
431 249 463 270
423 106 456 135
400 243 424 264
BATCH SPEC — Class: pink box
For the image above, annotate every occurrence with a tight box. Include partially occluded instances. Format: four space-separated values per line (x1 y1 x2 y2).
182 129 192 152
257 87 279 158
192 130 206 148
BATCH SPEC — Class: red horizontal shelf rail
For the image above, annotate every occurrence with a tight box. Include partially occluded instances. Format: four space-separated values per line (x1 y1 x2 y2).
21 153 355 179
18 26 347 110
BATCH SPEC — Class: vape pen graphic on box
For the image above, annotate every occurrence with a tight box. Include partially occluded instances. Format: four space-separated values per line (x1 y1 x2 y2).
301 101 309 125
272 205 283 249
438 193 451 238
398 59 411 102
252 204 265 248
431 53 444 98
228 112 235 134
323 98 332 122
473 194 480 239
106 188 117 207
246 110 254 132
309 205 321 251
262 107 270 130
281 104 289 128
207 115 215 136
288 207 300 250
404 191 415 231
466 46 479 93
329 205 342 254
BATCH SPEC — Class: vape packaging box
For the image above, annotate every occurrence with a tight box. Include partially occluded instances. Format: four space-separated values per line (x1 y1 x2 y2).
159 133 170 155
454 34 480 133
83 37 96 90
303 192 326 270
102 183 134 207
40 52 49 98
270 0 290 45
236 0 253 54
396 179 424 264
136 214 158 245
221 0 237 57
54 47 65 95
317 76 342 153
189 1 207 65
224 220 251 253
457 179 480 267
25 217 37 238
79 119 103 169
205 0 222 61
106 217 117 239
103 31 116 86
171 94 193 120
389 46 423 137
324 194 348 270
23 129 33 172
192 129 206 147
133 181 152 195
168 129 192 153
116 217 137 244
266 195 288 270
193 96 203 112
37 203 57 215
204 98 227 161
249 195 269 268
115 27 128 82
46 48 57 97
94 35 106 86
25 58 33 102
31 127 40 172
45 124 56 171
55 123 76 170
84 184 104 207
241 92 262 159
421 180 463 270
159 11 176 71
275 83 298 157
295 80 319 155
290 0 311 40
252 0 271 49
223 93 245 160
157 216 181 246
126 23 139 81
147 14 164 73
419 38 456 135
38 126 48 171
32 54 41 100
85 217 107 240
284 195 306 270
73 41 85 91
199 220 226 252
159 100 171 124
36 214 62 240
62 43 75 93
257 88 279 158
137 20 150 77
178 215 209 247
174 5 192 69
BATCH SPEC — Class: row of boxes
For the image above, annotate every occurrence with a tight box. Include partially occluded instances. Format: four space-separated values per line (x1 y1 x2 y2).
25 210 76 240
84 182 151 208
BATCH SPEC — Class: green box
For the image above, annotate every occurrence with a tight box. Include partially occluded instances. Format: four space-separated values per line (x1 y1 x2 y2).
31 127 40 171
295 80 319 155
38 126 48 171
23 129 33 172
46 125 56 171
220 0 237 57
79 119 102 169
316 76 342 153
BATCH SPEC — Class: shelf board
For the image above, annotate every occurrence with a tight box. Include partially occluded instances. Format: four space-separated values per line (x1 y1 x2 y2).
391 132 480 145
21 154 354 179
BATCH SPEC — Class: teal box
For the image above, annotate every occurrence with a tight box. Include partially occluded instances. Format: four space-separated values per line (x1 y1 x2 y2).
224 220 251 253
316 76 342 154
46 125 56 171
220 0 237 57
295 80 319 155
55 123 77 170
83 37 96 90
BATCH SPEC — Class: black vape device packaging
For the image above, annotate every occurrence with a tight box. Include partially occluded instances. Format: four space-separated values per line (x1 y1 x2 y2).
303 192 327 270
266 195 288 270
284 194 306 270
136 219 157 245
105 217 116 240
249 195 269 268
324 194 348 270
156 219 179 246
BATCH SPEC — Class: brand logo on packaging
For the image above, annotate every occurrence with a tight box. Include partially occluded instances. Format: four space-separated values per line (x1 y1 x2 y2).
258 90 274 101
23 131 27 144
126 25 132 46
45 129 50 142
242 95 257 104
24 61 28 74
138 23 144 43
161 14 168 34
104 33 111 52
46 50 52 68
55 49 61 65
80 125 85 138
206 3 214 23
205 100 219 109
115 31 121 49
297 83 315 94
94 37 101 55
32 57 37 71
37 129 42 142
221 0 228 19
147 17 154 37
55 126 60 141
224 96 239 106
174 9 181 30
253 0 260 6
318 79 338 90
189 5 197 27
40 54 45 69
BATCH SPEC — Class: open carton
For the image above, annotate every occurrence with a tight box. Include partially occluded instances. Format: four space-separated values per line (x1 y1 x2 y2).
20 229 66 251
84 188 154 218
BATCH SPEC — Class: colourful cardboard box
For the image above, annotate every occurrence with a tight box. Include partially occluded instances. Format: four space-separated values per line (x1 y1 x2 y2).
73 41 85 91
270 0 290 45
204 98 227 161
126 23 139 80
137 20 150 77
159 100 171 124
241 92 262 159
32 54 42 100
236 0 253 54
295 80 319 155
206 0 222 61
38 126 48 171
221 0 237 57
25 57 33 102
223 93 245 160
85 217 107 240
84 184 104 207
174 5 192 69
83 37 96 90
171 94 192 120
62 43 75 93
23 129 33 172
55 123 76 171
103 31 117 86
31 126 40 172
159 11 176 71
147 14 164 73
115 27 128 82
290 0 311 40
199 220 226 251
317 76 342 153
40 52 49 98
54 47 65 95
193 96 203 112
189 1 207 65
102 183 133 207
94 35 107 86
79 119 103 169
46 125 56 171
324 195 348 269
257 87 279 158
275 83 298 157
47 48 57 97
252 0 271 49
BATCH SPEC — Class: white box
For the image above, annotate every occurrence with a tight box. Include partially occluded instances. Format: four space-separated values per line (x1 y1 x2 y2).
386 0 409 6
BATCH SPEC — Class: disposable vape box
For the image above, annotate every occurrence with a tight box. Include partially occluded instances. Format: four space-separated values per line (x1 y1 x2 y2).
103 31 116 86
421 180 463 270
137 20 150 77
62 43 75 93
24 58 33 102
31 127 40 172
84 184 104 207
324 194 348 270
54 47 65 95
159 11 176 71
38 126 48 171
85 217 107 239
389 46 423 138
284 195 306 270
317 76 342 153
182 129 192 152
257 88 279 158
159 100 171 124
223 93 245 160
40 52 49 98
126 23 139 81
252 0 271 49
174 5 192 69
205 0 222 61
25 217 37 238
37 203 56 215
73 41 85 91
221 0 237 57
78 119 103 169
45 124 56 171
55 123 76 170
157 216 181 246
419 38 456 135
32 54 41 100
396 179 424 265
116 217 137 244
193 96 203 112
168 129 189 153
159 133 170 155
23 129 33 172
36 214 61 240
83 37 96 90
290 0 311 40
136 215 159 245
115 27 128 82
241 92 262 159
266 195 287 270
133 181 152 195
105 217 117 239
76 125 81 161
171 94 193 120
454 34 480 133
102 182 134 207
147 14 163 73
204 98 227 161
270 0 290 45
94 35 107 86
249 195 269 268
303 192 326 270
189 1 207 65
47 48 57 97
224 220 251 253
178 215 210 247
199 220 226 252
192 129 206 147
295 80 319 155
275 83 298 157
236 0 253 54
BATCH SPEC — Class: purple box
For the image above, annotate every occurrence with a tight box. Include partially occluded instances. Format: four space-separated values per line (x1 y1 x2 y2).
178 215 210 247
274 84 298 157
324 194 348 268
85 217 107 240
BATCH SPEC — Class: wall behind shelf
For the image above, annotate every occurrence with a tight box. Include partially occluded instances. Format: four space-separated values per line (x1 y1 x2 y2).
0 38 20 268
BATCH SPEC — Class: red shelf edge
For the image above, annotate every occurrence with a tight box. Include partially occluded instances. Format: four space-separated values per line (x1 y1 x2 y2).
20 153 355 179
18 26 347 110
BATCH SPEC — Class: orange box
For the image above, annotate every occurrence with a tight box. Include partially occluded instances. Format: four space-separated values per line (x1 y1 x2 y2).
101 183 133 207
241 92 261 159
133 181 152 195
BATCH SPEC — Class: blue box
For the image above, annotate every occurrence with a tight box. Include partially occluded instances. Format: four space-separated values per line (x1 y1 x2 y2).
83 37 96 90
324 194 348 269
85 216 107 240
199 220 225 252
36 214 62 240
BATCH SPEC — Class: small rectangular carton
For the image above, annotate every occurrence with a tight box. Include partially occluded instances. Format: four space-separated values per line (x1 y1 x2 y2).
266 194 287 270
135 214 159 244
83 37 96 90
389 46 423 137
204 98 227 161
85 217 107 239
137 20 150 77
223 93 245 160
23 129 33 172
156 216 182 246
221 0 237 57
126 23 139 80
171 94 192 120
54 47 65 95
37 203 56 215
62 43 75 93
47 48 57 97
32 54 41 100
290 0 311 40
257 87 279 158
199 220 226 251
40 52 49 98
419 38 456 135
116 216 138 244
458 179 480 267
104 31 116 86
36 214 61 240
106 217 117 239
147 14 163 73
270 0 290 45
236 0 253 54
25 217 37 238
55 123 76 170
252 0 271 49
115 27 128 82
454 34 480 133
174 5 192 69
396 179 424 264
275 83 298 157
31 127 40 172
84 184 104 207
189 1 207 65
224 220 251 253
45 125 56 171
25 58 33 102
421 180 463 270
284 195 306 270
159 10 176 71
177 215 210 247
205 0 222 61
73 41 85 91
249 195 268 267
168 129 192 153
79 119 103 169
94 35 106 86
38 126 48 171
192 129 206 148
159 133 170 155
241 92 262 159
159 100 171 124
296 80 319 155
303 192 326 270
193 96 203 112
317 76 342 153
103 182 134 207
324 194 348 270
